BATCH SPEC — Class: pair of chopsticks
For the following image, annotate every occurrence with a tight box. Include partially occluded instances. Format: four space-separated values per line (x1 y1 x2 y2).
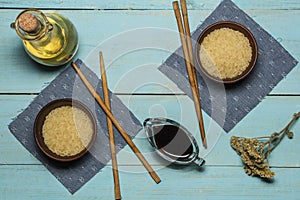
71 53 161 200
172 0 207 148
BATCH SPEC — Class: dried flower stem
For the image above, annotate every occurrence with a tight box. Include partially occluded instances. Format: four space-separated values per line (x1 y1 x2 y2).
231 112 300 178
264 112 299 157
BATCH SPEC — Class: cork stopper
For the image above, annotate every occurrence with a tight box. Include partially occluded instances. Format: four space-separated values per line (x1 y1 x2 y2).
18 12 40 33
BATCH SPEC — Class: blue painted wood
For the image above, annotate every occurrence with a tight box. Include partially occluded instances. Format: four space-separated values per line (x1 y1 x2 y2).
0 165 299 199
0 0 299 10
1 95 300 167
0 9 299 94
0 0 300 199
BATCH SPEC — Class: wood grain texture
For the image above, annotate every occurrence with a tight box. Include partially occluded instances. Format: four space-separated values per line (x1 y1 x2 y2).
99 52 122 200
0 165 299 199
1 1 300 199
71 62 161 184
0 0 300 10
2 95 300 167
1 10 299 94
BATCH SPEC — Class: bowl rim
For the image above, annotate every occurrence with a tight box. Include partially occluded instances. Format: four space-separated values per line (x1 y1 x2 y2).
34 98 97 162
195 21 258 84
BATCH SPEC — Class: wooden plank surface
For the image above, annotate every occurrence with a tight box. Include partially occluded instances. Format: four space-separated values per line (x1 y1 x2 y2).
1 9 299 94
2 95 300 166
1 165 299 199
0 0 300 199
0 0 300 10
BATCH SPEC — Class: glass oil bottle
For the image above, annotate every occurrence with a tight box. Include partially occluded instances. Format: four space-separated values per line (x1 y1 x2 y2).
11 9 78 67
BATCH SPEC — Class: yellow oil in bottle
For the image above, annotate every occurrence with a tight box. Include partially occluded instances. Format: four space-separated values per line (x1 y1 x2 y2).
12 9 78 67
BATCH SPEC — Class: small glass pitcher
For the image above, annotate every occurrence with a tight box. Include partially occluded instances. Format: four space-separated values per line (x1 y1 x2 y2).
143 118 205 166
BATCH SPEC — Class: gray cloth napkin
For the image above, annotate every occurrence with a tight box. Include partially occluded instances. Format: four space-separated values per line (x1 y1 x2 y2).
159 0 298 132
8 59 142 194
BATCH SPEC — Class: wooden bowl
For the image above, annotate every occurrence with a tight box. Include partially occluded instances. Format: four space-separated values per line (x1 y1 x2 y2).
195 21 258 84
34 98 97 162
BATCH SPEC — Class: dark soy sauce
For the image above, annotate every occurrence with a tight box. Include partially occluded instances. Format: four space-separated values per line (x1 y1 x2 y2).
152 124 193 159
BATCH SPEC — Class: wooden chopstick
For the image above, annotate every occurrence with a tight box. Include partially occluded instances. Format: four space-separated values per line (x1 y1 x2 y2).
71 62 161 184
180 0 195 68
180 0 207 148
173 0 207 148
99 52 121 200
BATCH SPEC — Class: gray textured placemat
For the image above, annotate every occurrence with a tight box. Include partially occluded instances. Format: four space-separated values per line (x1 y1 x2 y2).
159 0 298 132
8 59 142 194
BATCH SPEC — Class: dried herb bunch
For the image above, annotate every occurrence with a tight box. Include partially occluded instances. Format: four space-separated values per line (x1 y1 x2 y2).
230 112 300 178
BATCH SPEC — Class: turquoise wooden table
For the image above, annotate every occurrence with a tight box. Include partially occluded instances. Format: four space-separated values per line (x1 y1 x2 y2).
1 0 300 199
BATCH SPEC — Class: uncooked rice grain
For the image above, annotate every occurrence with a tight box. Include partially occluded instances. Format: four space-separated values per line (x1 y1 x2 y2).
42 106 93 157
199 27 252 79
